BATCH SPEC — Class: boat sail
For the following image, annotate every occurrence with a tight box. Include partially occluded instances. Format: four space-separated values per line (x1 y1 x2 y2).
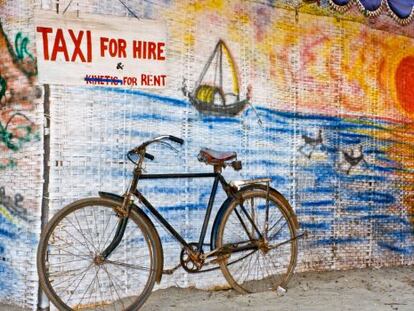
183 40 248 116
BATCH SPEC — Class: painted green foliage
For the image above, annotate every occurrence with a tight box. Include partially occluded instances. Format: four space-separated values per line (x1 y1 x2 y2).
14 32 34 61
0 76 5 102
0 113 35 152
0 22 39 170
0 159 16 170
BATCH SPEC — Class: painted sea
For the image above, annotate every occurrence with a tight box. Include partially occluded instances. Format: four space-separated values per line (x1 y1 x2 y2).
48 86 414 274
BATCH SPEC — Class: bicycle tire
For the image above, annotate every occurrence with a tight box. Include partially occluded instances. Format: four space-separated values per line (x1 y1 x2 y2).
37 198 160 311
216 188 298 293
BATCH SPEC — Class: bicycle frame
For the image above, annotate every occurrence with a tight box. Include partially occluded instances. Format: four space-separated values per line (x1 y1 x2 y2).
137 172 222 251
101 168 264 260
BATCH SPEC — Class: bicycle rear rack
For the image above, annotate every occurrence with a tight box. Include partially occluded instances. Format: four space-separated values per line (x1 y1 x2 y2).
229 177 271 190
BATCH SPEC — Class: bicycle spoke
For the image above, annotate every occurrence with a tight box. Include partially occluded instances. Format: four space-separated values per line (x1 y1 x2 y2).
265 189 270 233
50 234 92 258
243 251 258 285
250 198 256 236
100 218 120 253
48 265 91 284
268 221 288 240
58 225 97 255
254 252 262 284
228 217 250 241
64 216 96 255
48 252 88 258
106 264 136 308
105 259 152 272
62 262 94 304
251 251 261 282
218 190 297 293
121 223 145 246
103 271 124 299
82 267 100 310
101 265 117 311
98 208 114 252
266 214 284 238
73 211 99 252
238 203 263 239
235 249 254 285
91 207 102 250
49 257 90 267
226 250 256 267
265 253 285 284
74 266 101 309
81 207 100 250
268 235 296 250
232 207 253 240
257 253 267 284
102 265 126 310
95 268 110 311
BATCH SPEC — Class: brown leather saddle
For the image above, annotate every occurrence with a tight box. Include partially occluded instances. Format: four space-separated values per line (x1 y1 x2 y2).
198 148 241 170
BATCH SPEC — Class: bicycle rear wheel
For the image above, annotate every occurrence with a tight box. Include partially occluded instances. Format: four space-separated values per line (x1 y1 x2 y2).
216 188 297 293
37 198 159 310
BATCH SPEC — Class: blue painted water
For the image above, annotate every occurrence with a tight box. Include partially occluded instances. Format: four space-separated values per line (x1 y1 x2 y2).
0 213 36 297
59 86 414 256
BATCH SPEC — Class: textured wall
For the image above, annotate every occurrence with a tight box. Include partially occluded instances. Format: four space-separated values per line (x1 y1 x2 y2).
0 0 43 309
1 0 414 309
46 0 414 285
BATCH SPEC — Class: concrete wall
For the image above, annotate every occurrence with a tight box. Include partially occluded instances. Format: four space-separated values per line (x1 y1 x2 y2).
1 0 414 309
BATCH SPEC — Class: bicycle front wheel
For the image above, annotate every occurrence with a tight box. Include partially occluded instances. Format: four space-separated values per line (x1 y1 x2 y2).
216 188 298 293
37 198 159 310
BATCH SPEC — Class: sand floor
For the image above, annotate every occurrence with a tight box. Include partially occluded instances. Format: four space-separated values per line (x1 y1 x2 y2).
1 266 413 311
141 266 414 311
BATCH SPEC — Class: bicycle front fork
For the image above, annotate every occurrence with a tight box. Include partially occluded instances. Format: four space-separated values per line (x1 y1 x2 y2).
101 168 141 259
101 217 129 259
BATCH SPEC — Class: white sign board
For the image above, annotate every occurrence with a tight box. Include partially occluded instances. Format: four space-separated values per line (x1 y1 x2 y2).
34 10 167 88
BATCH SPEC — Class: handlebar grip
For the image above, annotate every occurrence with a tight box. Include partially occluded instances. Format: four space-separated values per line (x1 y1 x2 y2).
127 150 155 161
169 135 184 145
144 152 155 161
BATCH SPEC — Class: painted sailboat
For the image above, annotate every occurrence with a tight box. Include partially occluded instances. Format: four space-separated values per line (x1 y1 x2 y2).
183 40 248 116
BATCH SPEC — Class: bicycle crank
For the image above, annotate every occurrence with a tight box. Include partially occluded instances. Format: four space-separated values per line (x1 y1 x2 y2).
180 243 204 272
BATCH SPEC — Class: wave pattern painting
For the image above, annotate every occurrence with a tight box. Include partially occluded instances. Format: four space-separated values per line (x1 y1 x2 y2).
50 86 414 275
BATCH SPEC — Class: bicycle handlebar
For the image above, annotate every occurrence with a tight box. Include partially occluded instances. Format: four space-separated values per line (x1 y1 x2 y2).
127 135 184 163
168 135 184 145
142 135 184 148
144 152 155 161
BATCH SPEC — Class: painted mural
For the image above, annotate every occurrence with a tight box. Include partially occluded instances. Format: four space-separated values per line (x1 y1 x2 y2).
1 0 414 309
183 39 251 116
0 20 39 169
43 0 414 290
0 0 42 308
0 186 37 298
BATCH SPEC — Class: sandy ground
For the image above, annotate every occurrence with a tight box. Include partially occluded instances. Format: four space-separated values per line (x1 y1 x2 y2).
1 266 413 311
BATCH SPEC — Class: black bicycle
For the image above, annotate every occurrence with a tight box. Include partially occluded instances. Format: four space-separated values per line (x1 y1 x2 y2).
37 135 301 310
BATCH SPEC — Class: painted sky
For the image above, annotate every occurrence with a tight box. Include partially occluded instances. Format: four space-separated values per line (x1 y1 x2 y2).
159 0 414 123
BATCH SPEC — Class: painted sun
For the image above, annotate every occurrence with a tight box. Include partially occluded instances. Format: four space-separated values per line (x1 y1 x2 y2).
395 56 414 115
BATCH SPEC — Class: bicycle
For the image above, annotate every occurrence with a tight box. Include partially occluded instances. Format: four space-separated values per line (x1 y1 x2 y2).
37 135 302 310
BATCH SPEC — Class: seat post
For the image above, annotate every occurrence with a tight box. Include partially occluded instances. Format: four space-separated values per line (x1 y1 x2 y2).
213 164 222 173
